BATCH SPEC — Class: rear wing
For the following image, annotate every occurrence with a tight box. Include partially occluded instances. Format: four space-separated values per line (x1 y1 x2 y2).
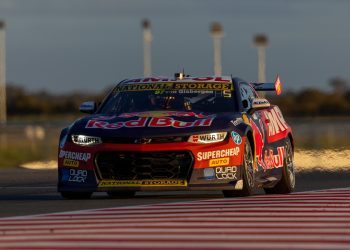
251 75 282 95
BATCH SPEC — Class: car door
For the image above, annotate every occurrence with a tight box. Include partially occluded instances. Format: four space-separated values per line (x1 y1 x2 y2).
239 82 270 180
259 101 291 180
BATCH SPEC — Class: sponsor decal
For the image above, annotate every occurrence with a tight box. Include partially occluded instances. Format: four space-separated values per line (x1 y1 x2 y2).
114 80 233 93
86 117 215 130
148 117 213 128
177 89 214 94
215 166 237 180
120 76 232 84
203 168 215 180
263 106 289 137
191 77 231 82
252 99 269 106
115 82 174 92
197 147 240 161
134 138 152 144
173 82 231 91
263 146 285 170
250 119 265 170
118 111 209 118
86 117 148 129
59 150 91 162
209 157 230 167
71 135 102 146
68 169 87 183
231 118 243 126
188 132 227 144
99 179 187 187
120 77 172 83
61 169 70 182
191 135 199 142
63 159 79 168
231 131 242 145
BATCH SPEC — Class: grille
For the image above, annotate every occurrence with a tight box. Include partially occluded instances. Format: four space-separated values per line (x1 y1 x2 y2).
95 151 193 180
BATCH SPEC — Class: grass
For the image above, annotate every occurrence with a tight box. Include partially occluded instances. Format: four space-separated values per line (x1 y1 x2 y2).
0 127 59 168
0 144 58 168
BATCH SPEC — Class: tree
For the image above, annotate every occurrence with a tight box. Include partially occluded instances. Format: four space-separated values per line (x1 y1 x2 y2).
329 77 348 94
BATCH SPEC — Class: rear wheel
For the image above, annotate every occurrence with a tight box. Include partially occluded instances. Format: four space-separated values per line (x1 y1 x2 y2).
107 191 136 198
60 191 93 200
223 140 255 197
264 138 295 194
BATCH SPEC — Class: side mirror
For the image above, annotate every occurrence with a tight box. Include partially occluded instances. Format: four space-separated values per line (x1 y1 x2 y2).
249 98 270 113
79 101 97 114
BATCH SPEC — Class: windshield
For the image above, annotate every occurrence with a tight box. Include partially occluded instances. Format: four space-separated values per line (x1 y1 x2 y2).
98 82 238 115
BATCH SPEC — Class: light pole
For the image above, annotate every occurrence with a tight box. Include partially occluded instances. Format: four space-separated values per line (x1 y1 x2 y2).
254 34 268 82
0 20 6 124
210 22 223 76
142 19 152 77
254 34 268 97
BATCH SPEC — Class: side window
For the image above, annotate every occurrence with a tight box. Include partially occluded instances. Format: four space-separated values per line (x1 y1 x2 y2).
239 83 257 110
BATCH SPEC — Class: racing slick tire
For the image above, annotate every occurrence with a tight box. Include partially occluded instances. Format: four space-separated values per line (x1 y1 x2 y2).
107 191 136 198
264 137 295 194
60 191 93 200
223 139 255 197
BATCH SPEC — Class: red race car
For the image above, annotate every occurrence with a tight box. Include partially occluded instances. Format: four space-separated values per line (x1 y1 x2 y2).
58 74 295 199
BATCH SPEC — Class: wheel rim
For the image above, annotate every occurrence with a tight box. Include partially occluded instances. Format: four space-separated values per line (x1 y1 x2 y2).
285 141 295 189
244 143 254 188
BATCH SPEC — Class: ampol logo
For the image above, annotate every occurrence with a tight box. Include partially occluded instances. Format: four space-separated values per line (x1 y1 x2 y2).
231 131 242 145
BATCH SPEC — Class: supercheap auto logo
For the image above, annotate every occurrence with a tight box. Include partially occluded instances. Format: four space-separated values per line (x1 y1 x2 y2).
63 159 79 168
59 150 91 162
197 147 240 161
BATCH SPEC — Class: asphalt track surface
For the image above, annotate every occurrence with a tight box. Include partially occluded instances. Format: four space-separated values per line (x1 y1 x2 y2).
0 167 350 218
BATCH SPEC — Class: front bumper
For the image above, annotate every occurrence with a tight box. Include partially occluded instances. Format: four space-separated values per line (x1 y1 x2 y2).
57 137 245 192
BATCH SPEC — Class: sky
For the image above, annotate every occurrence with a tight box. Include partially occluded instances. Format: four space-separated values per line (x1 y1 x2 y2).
0 0 349 93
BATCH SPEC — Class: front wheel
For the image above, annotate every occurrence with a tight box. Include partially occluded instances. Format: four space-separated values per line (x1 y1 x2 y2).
60 191 93 200
223 139 255 197
264 137 295 194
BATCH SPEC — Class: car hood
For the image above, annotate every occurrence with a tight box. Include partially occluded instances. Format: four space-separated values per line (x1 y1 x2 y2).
68 111 243 138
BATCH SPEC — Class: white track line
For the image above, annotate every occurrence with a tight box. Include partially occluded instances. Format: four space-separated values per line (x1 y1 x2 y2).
0 187 350 250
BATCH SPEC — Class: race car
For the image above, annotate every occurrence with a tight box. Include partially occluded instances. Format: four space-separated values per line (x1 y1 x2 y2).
58 74 295 199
